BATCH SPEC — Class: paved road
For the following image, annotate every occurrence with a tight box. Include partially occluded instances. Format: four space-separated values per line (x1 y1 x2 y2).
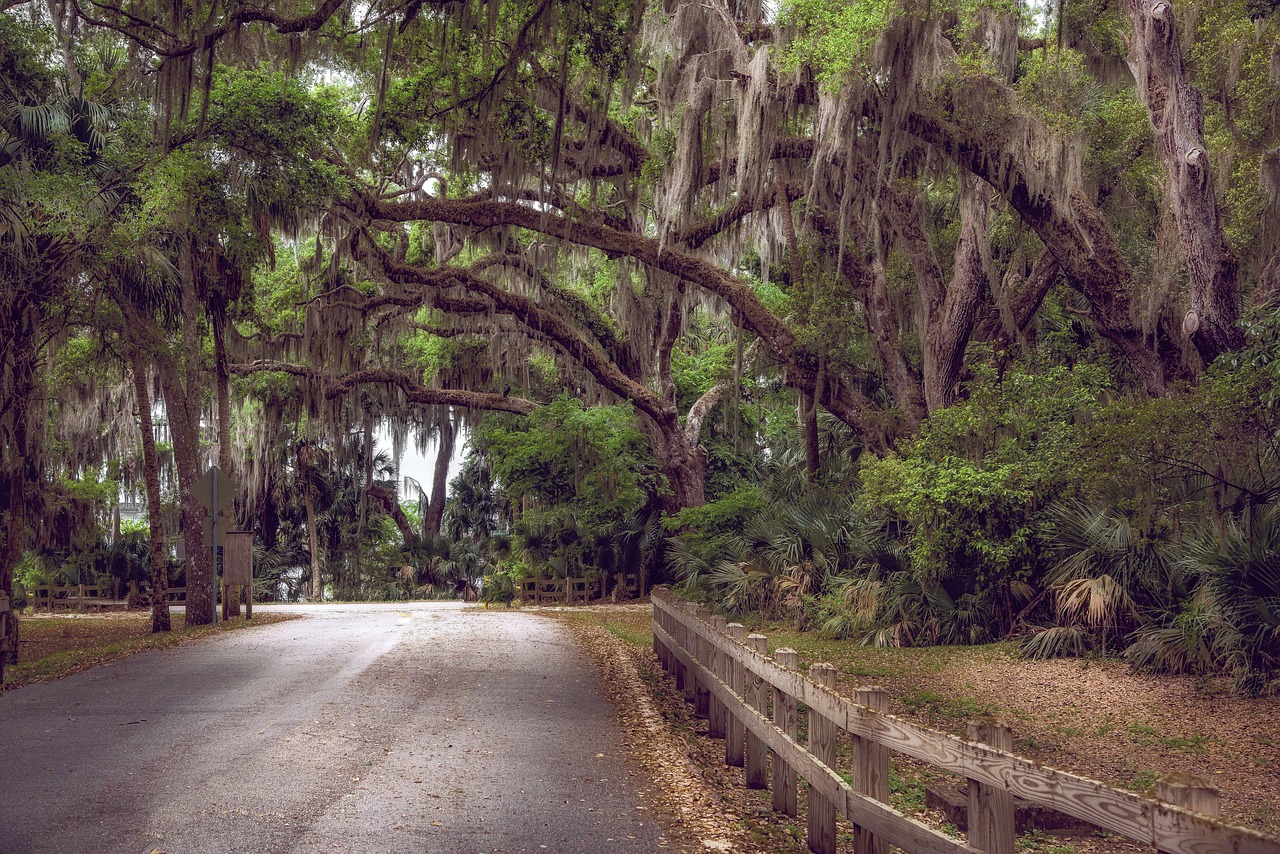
0 603 680 854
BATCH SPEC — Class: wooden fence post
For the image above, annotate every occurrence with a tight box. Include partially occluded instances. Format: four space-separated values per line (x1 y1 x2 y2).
852 687 890 854
695 608 713 718
708 615 728 739
673 606 687 693
725 623 746 767
745 634 770 789
1156 772 1221 854
1156 773 1221 818
808 662 838 854
684 601 700 705
772 647 799 816
653 597 668 673
967 715 1015 854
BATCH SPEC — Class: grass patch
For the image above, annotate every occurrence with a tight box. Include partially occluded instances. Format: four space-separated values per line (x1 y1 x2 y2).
553 607 654 649
901 688 999 718
1125 721 1211 752
3 612 299 691
1125 770 1160 796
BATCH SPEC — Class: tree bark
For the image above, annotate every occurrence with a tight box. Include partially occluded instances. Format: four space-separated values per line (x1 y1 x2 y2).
877 174 988 412
0 308 38 672
644 417 709 511
1127 0 1242 363
152 279 215 627
368 484 419 547
904 110 1176 394
299 444 324 603
426 415 455 537
926 174 989 410
212 304 239 616
812 211 925 428
129 348 172 633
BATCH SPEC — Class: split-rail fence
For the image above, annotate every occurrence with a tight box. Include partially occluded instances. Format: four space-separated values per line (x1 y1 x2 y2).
651 587 1280 854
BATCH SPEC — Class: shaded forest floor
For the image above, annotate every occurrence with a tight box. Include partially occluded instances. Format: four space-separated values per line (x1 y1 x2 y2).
549 601 1280 854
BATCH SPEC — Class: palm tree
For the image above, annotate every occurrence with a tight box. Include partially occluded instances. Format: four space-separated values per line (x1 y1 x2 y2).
1024 502 1182 658
1177 505 1280 695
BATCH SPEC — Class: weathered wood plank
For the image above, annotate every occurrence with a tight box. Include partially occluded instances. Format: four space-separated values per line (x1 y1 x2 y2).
773 648 800 817
809 663 838 854
709 615 728 739
853 686 890 854
726 622 746 768
967 716 1015 854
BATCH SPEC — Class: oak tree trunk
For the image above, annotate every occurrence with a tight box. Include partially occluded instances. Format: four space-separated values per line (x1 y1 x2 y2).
1128 0 1242 363
129 349 172 633
212 307 239 616
426 415 455 537
0 311 38 672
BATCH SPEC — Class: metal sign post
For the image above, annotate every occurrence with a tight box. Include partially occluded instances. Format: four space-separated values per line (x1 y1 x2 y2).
211 470 218 626
195 466 237 627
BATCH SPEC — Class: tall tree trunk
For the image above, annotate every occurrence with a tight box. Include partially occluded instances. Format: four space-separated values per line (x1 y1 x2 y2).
355 411 374 598
0 309 39 673
650 288 709 510
812 210 926 428
304 486 322 602
799 387 820 479
644 416 708 511
426 414 455 537
1128 0 1242 363
212 305 239 616
923 174 989 411
160 364 214 626
880 175 989 413
153 281 214 627
129 348 172 633
298 442 324 603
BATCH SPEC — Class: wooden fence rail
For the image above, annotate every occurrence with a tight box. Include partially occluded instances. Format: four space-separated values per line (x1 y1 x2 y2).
652 587 1280 854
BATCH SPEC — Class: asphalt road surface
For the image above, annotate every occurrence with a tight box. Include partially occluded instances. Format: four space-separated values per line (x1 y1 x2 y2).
0 603 681 854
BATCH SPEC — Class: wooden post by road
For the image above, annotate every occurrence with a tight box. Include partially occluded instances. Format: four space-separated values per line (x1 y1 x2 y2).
772 647 799 816
725 623 746 767
808 662 838 854
852 687 890 854
694 607 712 718
708 615 728 739
1156 772 1221 854
967 715 1014 854
745 633 769 789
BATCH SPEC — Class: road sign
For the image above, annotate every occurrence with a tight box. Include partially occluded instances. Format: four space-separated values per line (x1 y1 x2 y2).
194 466 236 512
202 505 236 547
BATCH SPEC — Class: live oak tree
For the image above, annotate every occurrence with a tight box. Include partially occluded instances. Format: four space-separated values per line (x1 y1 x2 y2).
1 0 1276 648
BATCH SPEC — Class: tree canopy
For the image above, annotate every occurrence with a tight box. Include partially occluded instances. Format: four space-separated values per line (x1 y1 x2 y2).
2 0 1278 691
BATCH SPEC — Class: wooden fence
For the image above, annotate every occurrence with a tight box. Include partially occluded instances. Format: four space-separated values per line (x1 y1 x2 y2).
29 584 116 611
517 572 641 605
652 587 1280 854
